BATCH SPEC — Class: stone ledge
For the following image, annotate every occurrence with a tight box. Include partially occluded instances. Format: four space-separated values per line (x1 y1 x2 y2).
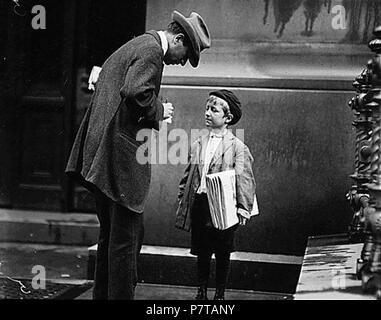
0 209 99 245
0 209 303 294
294 235 377 300
87 244 302 294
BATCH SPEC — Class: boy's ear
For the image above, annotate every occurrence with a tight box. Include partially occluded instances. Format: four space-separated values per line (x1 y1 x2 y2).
225 114 232 124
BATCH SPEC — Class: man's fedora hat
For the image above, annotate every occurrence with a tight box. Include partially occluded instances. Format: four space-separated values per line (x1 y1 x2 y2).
172 10 211 67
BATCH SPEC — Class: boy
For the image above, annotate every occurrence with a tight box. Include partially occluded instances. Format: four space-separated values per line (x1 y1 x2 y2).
175 89 257 300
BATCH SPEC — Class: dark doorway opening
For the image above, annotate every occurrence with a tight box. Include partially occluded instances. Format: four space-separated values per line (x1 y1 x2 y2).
69 0 147 213
87 0 147 69
1 0 147 213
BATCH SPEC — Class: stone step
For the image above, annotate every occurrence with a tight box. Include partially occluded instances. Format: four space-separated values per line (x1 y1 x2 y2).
0 209 302 294
88 244 302 294
0 209 99 245
0 242 294 299
294 235 378 300
76 282 293 300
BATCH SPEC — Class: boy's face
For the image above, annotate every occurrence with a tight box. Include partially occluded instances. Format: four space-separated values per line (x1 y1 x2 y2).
205 95 231 129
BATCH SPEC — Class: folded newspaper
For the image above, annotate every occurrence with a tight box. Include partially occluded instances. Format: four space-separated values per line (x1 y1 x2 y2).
205 169 259 230
205 170 238 230
206 170 259 230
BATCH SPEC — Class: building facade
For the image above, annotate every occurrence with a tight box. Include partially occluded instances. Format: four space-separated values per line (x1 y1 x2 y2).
0 0 378 257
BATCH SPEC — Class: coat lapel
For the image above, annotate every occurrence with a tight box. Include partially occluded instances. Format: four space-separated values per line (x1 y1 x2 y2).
196 130 235 175
209 131 235 170
197 134 209 176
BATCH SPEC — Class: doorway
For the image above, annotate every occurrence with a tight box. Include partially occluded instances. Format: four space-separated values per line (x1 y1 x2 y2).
0 0 147 212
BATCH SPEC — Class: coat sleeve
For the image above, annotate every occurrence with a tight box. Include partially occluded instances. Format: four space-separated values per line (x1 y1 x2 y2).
234 141 256 218
120 48 164 122
178 146 194 203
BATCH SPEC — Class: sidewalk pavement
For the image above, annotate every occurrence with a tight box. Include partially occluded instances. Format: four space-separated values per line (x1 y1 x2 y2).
0 242 292 300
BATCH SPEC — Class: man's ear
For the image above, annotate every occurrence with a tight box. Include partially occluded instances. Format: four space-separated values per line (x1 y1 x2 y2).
174 33 185 44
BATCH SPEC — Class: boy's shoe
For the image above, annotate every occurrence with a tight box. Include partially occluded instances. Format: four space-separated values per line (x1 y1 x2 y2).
213 287 225 300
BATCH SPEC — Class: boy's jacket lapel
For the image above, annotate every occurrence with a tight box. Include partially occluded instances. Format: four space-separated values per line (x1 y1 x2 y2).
197 135 208 176
210 132 235 167
196 131 235 175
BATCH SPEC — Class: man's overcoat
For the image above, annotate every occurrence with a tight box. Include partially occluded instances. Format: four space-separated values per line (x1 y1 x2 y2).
66 31 164 213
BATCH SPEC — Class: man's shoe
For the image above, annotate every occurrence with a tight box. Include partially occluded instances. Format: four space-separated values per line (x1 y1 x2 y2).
195 285 208 300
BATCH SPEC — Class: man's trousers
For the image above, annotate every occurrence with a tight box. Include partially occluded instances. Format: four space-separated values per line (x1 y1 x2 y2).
92 190 144 300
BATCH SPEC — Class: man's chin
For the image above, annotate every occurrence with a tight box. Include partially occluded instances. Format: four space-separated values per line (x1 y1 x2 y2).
164 60 174 66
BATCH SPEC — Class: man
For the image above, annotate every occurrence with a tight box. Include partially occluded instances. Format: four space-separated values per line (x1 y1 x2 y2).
65 11 211 299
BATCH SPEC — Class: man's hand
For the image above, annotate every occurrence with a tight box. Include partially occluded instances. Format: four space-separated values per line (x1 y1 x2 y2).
88 66 102 91
163 102 174 123
238 213 248 226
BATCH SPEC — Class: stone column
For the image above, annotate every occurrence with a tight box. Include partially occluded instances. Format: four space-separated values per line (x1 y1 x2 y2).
360 26 381 300
347 69 373 244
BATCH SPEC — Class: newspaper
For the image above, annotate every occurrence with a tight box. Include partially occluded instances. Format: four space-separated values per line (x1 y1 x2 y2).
205 170 239 230
206 169 259 230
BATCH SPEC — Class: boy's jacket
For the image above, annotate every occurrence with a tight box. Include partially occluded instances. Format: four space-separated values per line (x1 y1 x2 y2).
175 130 256 231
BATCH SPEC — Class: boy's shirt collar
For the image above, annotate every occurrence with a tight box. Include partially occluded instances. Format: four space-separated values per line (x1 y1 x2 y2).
196 130 236 174
210 129 228 139
198 129 234 145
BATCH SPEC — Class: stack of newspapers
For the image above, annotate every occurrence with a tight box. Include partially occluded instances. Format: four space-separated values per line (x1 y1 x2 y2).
206 170 238 230
206 170 259 230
